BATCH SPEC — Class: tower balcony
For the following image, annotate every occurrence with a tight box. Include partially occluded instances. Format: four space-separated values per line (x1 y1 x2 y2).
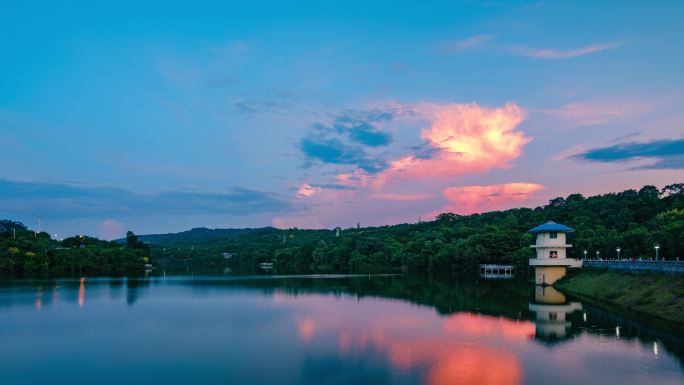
529 258 583 268
530 244 572 248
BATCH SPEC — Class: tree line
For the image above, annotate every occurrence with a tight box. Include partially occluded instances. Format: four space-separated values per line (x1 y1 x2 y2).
0 221 150 276
151 183 684 274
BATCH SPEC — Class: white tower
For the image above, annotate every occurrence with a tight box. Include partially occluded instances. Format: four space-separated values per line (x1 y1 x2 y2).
528 221 582 285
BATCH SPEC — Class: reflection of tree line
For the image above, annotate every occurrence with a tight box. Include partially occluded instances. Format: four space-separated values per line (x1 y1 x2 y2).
0 277 153 309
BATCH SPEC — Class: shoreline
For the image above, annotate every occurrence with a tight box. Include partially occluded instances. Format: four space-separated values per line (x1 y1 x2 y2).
555 269 684 325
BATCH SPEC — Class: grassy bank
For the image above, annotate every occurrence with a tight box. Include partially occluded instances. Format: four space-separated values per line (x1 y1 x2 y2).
556 270 684 324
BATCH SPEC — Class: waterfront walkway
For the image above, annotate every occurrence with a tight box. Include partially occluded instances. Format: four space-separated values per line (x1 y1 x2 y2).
584 260 684 274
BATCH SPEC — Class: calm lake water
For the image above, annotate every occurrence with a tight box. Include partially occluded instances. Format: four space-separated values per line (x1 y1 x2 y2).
0 274 682 385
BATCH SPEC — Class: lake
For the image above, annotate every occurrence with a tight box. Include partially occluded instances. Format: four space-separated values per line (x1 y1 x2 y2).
0 274 682 385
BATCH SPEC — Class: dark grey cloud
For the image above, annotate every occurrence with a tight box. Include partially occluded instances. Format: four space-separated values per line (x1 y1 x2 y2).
0 179 298 219
573 138 684 169
299 107 402 172
299 137 387 173
316 108 394 147
308 183 356 191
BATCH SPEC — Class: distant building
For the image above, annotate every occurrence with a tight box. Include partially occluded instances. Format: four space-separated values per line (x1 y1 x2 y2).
221 252 233 259
528 221 582 285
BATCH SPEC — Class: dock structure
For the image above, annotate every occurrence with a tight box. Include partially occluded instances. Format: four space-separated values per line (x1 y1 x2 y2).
479 264 516 279
584 260 684 274
528 221 582 285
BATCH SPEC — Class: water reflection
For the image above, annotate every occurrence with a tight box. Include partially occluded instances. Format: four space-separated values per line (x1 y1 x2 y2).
528 286 582 341
0 274 681 385
78 277 85 307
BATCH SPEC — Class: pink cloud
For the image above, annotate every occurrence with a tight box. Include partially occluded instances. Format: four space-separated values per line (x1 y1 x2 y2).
97 219 125 240
278 102 536 228
437 182 544 215
373 103 529 186
296 183 320 198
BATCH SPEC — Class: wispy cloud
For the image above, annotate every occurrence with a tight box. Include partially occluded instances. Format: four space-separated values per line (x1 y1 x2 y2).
0 179 298 218
572 138 684 169
509 42 621 59
537 99 646 127
372 193 432 202
438 34 495 54
233 98 291 114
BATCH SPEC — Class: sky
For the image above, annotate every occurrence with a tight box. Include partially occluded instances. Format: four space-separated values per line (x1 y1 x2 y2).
1 1 684 239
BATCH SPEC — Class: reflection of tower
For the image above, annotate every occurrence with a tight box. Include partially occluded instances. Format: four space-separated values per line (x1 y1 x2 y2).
528 221 582 285
528 286 582 340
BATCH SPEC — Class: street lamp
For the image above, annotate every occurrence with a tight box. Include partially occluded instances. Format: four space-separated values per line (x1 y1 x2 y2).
655 244 660 261
616 247 621 260
596 250 600 260
583 250 588 260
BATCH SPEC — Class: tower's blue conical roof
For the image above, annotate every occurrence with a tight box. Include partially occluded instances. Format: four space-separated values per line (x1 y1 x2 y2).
527 221 575 234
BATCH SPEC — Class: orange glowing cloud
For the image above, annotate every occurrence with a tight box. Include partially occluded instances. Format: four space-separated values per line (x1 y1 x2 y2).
371 103 529 187
438 182 544 215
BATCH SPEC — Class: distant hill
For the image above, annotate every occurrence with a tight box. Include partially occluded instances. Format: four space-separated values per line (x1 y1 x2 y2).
131 227 279 246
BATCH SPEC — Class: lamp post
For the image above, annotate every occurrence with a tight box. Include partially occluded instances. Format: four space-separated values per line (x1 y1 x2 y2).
596 250 600 260
655 244 660 261
583 250 588 260
616 247 621 260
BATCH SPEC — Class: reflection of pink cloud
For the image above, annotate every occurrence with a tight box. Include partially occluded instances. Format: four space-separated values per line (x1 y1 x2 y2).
279 294 527 385
438 183 544 215
443 313 535 341
298 318 316 343
428 347 522 385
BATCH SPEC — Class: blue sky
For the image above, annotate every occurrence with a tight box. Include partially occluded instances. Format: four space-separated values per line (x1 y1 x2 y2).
1 1 683 238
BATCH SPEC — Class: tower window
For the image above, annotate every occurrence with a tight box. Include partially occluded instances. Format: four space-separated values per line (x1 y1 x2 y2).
549 251 558 258
550 232 558 239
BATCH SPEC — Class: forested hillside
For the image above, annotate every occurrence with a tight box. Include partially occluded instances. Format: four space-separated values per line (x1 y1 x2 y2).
151 184 684 274
0 221 150 276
